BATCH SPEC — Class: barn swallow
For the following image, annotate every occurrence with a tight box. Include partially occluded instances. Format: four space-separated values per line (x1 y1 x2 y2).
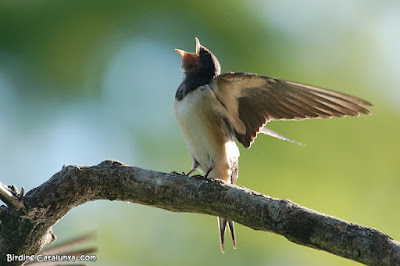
174 37 373 253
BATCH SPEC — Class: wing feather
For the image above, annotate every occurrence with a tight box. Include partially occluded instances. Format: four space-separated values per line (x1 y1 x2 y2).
211 72 373 148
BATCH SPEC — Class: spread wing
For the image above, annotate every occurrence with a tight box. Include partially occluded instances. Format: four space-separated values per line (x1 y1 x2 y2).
210 72 373 148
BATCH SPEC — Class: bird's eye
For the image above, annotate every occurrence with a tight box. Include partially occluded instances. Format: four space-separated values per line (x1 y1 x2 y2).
200 49 209 56
200 51 211 60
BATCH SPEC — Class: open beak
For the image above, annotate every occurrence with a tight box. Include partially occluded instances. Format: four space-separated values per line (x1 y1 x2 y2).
175 37 201 58
175 49 188 57
194 37 200 54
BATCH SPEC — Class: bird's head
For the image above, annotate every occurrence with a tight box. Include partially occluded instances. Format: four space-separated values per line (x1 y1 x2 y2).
176 37 221 81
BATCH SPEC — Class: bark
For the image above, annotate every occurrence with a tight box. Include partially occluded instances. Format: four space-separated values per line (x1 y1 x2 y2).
0 160 399 265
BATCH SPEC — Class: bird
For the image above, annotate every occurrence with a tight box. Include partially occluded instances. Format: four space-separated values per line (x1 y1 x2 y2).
173 37 373 253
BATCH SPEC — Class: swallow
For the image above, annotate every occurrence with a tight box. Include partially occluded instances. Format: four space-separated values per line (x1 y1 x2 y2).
174 37 373 253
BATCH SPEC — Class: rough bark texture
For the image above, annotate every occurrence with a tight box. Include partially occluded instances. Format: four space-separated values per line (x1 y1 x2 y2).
0 160 399 265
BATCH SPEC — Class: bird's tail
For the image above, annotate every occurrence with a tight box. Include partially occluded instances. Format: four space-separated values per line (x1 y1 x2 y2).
218 216 236 253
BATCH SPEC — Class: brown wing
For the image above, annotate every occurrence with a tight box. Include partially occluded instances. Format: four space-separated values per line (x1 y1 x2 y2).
210 72 373 148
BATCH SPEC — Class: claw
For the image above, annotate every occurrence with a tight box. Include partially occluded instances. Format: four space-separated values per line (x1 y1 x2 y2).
170 171 183 175
192 174 207 180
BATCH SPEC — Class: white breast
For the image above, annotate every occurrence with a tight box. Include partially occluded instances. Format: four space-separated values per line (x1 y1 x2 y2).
174 85 239 180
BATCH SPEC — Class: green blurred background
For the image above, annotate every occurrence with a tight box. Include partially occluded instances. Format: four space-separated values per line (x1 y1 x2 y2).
1 0 399 265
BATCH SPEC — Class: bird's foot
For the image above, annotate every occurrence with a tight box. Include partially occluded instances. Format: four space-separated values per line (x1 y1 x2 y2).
192 174 208 180
170 171 186 176
191 167 213 180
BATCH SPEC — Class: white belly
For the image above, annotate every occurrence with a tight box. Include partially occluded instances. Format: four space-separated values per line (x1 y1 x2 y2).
174 85 239 181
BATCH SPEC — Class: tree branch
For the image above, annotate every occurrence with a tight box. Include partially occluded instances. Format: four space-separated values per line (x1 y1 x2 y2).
1 160 399 265
0 183 24 210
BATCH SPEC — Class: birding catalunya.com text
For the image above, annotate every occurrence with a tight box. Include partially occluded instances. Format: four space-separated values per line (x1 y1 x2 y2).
6 253 97 263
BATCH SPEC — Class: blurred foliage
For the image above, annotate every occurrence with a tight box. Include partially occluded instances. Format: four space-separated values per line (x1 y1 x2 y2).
1 0 399 265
